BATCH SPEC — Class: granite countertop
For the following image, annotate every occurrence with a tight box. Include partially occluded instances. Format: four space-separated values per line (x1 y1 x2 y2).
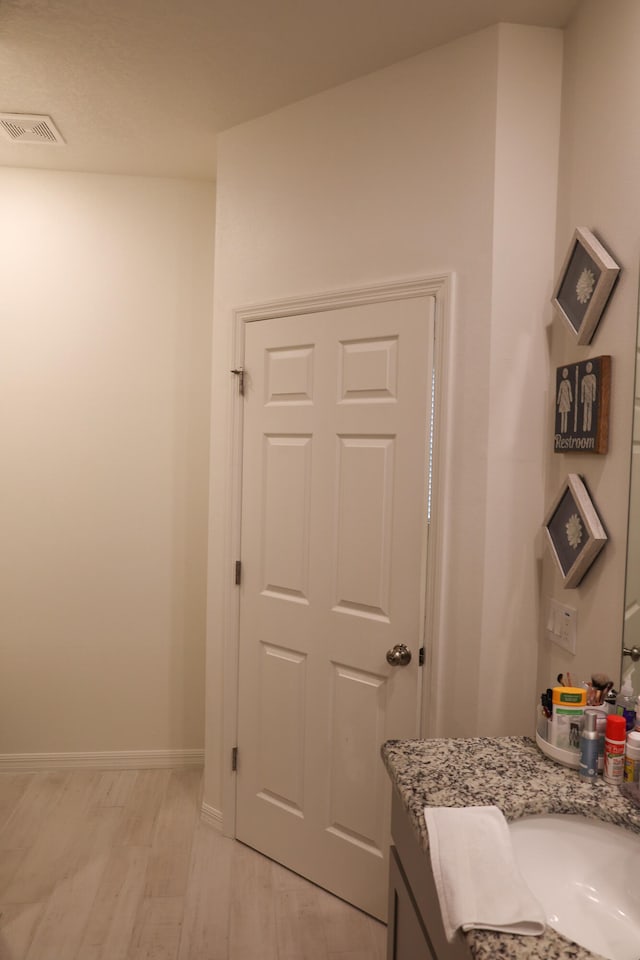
382 736 640 960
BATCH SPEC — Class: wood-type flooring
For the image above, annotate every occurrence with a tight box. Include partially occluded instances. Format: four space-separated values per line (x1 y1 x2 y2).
0 768 386 960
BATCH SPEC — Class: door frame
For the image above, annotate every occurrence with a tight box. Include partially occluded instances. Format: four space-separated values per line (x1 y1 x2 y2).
220 274 452 836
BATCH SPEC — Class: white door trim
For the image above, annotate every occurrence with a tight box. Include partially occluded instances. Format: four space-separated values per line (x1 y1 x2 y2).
221 274 452 836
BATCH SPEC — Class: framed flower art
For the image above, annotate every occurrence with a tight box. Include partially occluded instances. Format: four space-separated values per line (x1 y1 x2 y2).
552 227 619 345
544 474 607 588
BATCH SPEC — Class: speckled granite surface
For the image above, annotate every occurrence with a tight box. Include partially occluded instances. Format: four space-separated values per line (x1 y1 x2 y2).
382 736 640 960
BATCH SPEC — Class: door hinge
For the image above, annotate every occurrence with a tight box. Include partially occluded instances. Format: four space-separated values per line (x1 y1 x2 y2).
231 367 245 396
419 647 425 666
235 560 242 585
232 746 238 771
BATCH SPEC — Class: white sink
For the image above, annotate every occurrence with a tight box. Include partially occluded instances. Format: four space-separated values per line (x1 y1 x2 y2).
509 814 640 960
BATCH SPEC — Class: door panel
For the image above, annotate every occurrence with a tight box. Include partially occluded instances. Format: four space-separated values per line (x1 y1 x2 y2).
262 434 312 600
236 297 434 919
335 435 395 616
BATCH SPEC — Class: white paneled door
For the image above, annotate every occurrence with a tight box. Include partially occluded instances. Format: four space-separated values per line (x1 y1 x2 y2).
235 296 434 920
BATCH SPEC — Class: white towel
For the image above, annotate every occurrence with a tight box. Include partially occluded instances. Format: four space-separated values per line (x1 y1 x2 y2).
424 805 546 942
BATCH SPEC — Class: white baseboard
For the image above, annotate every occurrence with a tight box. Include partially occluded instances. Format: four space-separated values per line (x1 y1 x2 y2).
201 801 223 830
0 748 204 772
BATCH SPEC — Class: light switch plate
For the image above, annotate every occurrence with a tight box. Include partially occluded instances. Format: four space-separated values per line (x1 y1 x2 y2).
547 598 577 654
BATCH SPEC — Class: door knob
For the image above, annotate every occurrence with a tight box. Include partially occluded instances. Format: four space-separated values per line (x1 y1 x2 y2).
386 643 412 666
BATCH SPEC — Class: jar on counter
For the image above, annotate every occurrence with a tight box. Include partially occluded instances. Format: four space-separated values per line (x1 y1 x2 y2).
550 686 586 751
624 729 640 784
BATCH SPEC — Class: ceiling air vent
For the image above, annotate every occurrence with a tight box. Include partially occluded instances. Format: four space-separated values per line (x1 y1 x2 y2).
0 113 65 145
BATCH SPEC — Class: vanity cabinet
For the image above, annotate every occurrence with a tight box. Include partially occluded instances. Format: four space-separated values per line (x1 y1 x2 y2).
387 793 472 960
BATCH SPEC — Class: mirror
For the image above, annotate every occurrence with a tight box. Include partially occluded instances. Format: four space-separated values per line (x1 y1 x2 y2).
622 287 640 698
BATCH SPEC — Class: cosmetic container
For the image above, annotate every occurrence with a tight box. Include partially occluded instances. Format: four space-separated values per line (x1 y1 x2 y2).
579 710 599 782
550 686 586 751
603 715 627 785
624 729 640 784
594 710 608 761
616 677 637 731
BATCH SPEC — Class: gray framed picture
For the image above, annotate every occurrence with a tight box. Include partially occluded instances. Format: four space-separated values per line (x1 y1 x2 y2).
554 355 611 454
544 474 607 588
552 228 619 345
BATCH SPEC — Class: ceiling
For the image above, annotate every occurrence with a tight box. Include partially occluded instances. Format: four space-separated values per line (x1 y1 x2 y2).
0 0 579 180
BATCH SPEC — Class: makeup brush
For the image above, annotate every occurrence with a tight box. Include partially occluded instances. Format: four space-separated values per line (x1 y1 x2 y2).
592 672 612 689
591 673 613 705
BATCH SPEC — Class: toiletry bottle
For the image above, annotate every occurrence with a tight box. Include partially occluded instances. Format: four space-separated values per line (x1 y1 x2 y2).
550 686 586 750
634 696 640 732
624 729 640 784
616 676 637 731
595 712 607 762
579 710 599 782
603 715 627 785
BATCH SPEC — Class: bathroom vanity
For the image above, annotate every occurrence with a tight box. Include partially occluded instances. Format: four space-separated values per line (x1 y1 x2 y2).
387 784 471 960
382 736 640 960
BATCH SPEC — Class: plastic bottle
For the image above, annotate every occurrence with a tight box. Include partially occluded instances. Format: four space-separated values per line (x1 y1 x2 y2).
603 715 627 785
616 675 637 731
595 712 608 762
579 710 599 782
624 729 640 784
551 686 586 750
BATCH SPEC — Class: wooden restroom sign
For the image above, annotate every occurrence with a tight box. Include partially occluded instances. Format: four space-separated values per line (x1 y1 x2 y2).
554 355 611 455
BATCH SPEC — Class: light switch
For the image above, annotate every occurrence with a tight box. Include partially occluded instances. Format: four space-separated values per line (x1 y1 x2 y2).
547 598 577 654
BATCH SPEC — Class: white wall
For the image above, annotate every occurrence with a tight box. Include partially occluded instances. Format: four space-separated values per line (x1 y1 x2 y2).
476 26 563 734
537 0 640 699
0 168 215 755
205 24 562 810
